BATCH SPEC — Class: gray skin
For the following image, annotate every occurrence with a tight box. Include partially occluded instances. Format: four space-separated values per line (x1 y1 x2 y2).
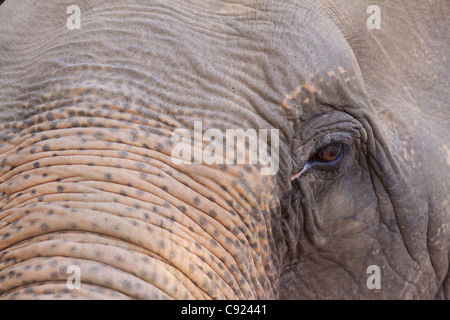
0 0 449 299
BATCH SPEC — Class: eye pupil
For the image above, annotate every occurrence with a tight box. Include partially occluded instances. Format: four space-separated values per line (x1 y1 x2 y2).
319 145 340 162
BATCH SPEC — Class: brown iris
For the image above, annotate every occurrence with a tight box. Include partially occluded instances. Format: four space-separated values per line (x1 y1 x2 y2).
318 144 340 162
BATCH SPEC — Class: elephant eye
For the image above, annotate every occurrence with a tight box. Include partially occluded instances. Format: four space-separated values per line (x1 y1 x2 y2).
308 142 345 171
291 140 352 180
318 144 340 162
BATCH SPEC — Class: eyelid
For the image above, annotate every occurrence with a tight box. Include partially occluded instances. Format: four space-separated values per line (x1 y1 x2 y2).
313 132 354 152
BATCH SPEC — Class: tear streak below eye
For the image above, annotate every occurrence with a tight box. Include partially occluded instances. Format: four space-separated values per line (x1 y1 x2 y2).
290 162 312 181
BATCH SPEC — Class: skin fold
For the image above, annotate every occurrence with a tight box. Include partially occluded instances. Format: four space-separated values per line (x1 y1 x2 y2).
0 0 448 299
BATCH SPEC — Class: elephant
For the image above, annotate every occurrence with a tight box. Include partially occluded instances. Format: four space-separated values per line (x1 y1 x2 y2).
0 0 449 300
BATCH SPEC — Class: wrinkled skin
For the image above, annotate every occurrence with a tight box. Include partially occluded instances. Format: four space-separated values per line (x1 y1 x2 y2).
0 0 449 299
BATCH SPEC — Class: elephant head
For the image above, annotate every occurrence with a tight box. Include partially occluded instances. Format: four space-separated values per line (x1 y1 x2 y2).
0 0 449 299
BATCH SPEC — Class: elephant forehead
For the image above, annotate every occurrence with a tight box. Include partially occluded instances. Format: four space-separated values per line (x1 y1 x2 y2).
68 1 361 101
178 1 365 117
152 0 368 123
114 0 367 124
150 0 363 88
0 0 366 130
